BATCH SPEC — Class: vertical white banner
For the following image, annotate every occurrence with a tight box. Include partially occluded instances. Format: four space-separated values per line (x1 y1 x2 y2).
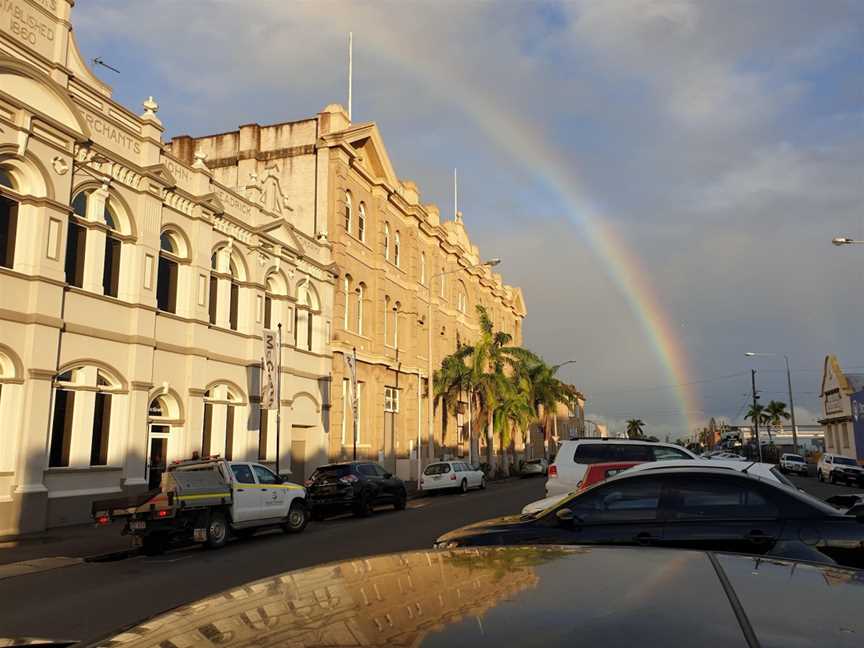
343 351 358 417
262 329 278 410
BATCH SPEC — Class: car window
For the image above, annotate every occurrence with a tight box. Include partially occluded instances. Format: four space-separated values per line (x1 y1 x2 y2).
834 457 858 466
252 464 279 484
574 444 653 464
671 478 778 520
310 465 352 480
374 464 390 477
230 464 255 484
358 464 378 476
652 446 691 461
425 464 451 475
564 478 663 522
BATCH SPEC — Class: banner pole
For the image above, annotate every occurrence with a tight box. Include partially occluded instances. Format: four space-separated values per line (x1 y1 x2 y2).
276 323 282 476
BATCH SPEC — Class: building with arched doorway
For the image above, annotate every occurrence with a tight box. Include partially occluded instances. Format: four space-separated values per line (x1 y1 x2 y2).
0 2 334 534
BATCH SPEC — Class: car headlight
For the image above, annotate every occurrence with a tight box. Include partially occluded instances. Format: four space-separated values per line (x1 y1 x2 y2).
434 540 461 549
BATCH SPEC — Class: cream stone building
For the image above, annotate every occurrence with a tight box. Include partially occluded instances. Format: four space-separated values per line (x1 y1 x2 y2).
169 105 527 481
0 1 334 534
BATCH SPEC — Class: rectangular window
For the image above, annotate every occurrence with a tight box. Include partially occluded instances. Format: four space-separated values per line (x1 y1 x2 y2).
0 197 17 269
157 257 178 313
225 405 235 460
342 378 350 445
202 402 213 456
229 283 239 330
384 386 399 413
90 392 112 465
264 295 273 329
64 221 86 287
208 276 218 324
259 407 269 461
49 389 75 467
102 236 121 297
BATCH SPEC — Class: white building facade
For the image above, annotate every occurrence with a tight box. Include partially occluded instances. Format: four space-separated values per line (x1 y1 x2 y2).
0 1 334 534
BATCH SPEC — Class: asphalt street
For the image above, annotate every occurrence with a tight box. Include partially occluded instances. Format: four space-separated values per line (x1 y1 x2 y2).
0 477 546 644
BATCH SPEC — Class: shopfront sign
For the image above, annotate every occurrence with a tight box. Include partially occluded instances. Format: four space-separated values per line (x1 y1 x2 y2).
825 390 843 416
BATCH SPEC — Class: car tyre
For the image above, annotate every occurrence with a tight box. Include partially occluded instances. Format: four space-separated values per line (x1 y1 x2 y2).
460 479 468 494
205 511 229 549
283 500 308 534
353 492 374 517
480 476 487 490
830 471 837 485
394 489 407 511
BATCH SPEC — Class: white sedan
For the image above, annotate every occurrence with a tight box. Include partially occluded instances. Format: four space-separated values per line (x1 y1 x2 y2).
420 461 486 493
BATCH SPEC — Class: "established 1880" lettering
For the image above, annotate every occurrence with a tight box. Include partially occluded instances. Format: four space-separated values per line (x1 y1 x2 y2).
1 0 55 50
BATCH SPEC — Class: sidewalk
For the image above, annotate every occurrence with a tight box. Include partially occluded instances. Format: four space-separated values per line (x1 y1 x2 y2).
0 521 132 568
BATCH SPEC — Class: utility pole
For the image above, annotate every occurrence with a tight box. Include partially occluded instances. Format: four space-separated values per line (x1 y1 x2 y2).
784 356 799 456
347 32 353 121
751 369 763 462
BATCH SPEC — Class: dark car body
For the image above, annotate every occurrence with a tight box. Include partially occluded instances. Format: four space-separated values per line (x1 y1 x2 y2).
306 461 406 518
83 546 864 648
436 466 864 568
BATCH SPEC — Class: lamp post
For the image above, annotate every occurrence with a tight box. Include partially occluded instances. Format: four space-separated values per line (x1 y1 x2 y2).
425 258 501 485
745 352 799 455
832 237 864 246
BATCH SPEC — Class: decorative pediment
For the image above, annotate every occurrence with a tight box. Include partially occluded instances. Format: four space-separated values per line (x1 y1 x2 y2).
512 288 527 317
822 355 848 396
144 163 178 189
257 219 306 257
339 123 399 188
198 193 226 216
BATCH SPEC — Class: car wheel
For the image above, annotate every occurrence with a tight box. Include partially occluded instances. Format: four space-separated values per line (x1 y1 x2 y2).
480 476 487 490
283 500 308 534
205 512 229 549
460 479 468 494
830 471 837 484
394 489 407 511
353 492 374 517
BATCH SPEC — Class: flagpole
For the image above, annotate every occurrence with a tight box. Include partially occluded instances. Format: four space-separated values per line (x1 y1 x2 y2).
276 323 282 476
352 346 358 460
454 168 458 220
348 32 353 121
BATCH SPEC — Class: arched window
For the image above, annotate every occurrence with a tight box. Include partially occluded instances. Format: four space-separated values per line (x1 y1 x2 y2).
49 365 121 467
0 167 18 269
344 191 352 233
229 257 240 331
420 251 426 285
202 383 242 460
264 271 288 330
68 190 124 297
157 231 180 313
147 392 182 489
393 301 400 348
358 202 366 242
65 191 89 288
209 252 219 325
356 282 365 335
394 231 401 267
305 285 316 351
384 222 390 260
383 295 390 344
102 202 122 297
457 281 468 314
343 274 352 330
296 281 319 352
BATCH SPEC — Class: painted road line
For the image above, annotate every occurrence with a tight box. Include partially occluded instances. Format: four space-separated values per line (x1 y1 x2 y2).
0 556 83 581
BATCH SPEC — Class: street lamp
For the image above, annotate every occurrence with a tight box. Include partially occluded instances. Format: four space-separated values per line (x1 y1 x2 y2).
423 257 501 489
832 237 864 246
745 352 799 455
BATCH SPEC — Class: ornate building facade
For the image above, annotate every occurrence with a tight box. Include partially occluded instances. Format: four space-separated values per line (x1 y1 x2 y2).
169 105 527 481
0 1 334 534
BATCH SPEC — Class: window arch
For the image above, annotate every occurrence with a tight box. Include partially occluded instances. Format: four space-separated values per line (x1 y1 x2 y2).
394 231 401 267
384 222 390 260
0 166 18 269
202 382 244 460
228 257 241 331
49 364 123 467
156 230 182 313
264 271 289 329
209 246 247 331
344 190 352 234
296 281 319 352
356 282 365 335
358 202 366 242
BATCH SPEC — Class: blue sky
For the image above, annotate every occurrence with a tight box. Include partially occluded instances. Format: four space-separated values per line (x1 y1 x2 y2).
73 1 864 438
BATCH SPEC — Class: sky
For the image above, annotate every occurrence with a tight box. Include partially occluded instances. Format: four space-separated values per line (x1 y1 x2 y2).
72 0 864 439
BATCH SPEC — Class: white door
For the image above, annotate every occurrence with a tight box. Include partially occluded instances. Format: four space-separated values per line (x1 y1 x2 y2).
253 464 288 519
229 463 261 522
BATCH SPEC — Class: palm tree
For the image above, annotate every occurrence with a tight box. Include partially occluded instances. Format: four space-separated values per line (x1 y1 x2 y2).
625 419 645 439
519 357 579 460
764 400 790 442
745 404 770 445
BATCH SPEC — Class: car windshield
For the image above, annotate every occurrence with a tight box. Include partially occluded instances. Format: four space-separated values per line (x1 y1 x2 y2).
424 464 451 475
834 457 858 466
785 455 804 463
769 467 795 488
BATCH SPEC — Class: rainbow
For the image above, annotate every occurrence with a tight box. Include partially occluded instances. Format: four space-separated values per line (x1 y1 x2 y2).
363 42 702 434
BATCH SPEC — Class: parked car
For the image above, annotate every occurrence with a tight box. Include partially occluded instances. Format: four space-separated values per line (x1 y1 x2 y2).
436 465 864 568
818 453 864 485
708 452 748 461
306 461 407 519
780 453 809 475
520 458 548 477
420 461 486 493
81 545 864 648
624 459 797 487
545 438 697 497
523 461 641 515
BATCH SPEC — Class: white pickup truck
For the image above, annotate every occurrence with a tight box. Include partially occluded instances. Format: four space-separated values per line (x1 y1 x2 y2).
93 457 308 554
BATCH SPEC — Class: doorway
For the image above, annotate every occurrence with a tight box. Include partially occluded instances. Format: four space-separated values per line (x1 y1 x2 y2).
148 425 169 489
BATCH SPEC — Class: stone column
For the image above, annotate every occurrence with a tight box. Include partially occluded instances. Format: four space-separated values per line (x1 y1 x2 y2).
123 383 151 489
81 184 111 294
12 370 54 533
186 389 206 458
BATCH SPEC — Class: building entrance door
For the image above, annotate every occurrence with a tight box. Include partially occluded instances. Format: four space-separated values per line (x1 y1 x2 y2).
148 425 169 489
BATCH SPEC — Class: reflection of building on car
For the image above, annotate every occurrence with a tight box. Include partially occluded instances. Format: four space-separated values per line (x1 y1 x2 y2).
545 439 697 497
92 457 308 555
523 461 641 515
306 462 407 519
420 462 486 493
438 465 864 569
818 453 864 486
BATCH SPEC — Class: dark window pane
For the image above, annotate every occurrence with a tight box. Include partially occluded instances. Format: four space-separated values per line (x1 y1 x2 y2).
567 478 663 522
229 282 239 330
617 445 653 461
306 312 313 350
208 276 218 324
253 464 279 484
264 296 272 329
49 390 75 467
202 403 213 456
0 197 17 269
259 408 269 461
225 405 235 460
160 232 176 253
64 222 86 287
358 464 377 476
573 444 613 464
102 236 121 297
71 192 87 217
311 465 352 479
231 464 255 484
90 392 112 465
157 256 178 313
671 478 779 520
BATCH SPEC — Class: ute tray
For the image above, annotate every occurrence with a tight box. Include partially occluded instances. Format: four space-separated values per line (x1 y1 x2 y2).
165 467 231 508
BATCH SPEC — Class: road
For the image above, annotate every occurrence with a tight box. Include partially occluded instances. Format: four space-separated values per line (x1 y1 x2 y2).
0 477 546 643
788 472 864 499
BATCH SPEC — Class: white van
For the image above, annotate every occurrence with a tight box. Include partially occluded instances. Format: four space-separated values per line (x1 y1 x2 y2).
545 439 697 497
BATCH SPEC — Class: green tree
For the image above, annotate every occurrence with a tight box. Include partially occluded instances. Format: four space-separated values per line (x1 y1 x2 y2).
745 404 770 444
522 359 578 460
764 400 790 442
625 419 645 439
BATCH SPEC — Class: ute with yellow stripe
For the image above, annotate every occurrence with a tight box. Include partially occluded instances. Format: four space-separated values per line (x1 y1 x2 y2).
92 456 308 555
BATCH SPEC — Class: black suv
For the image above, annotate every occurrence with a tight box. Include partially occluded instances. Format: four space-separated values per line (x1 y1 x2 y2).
307 461 407 519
